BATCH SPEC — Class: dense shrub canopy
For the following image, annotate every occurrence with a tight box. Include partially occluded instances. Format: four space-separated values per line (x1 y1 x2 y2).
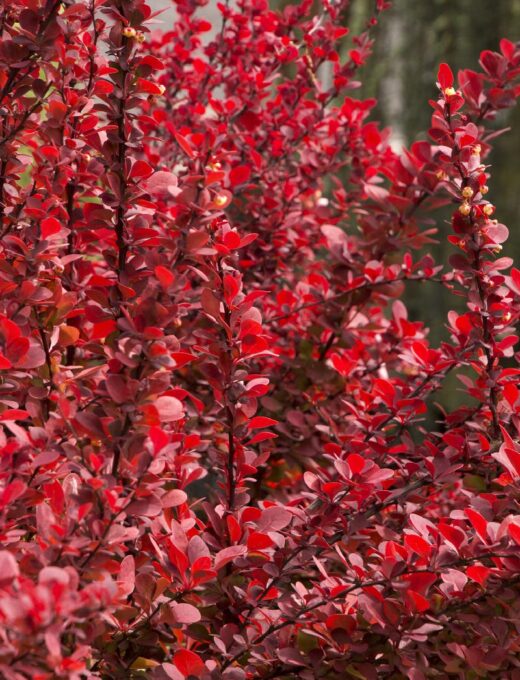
0 1 520 678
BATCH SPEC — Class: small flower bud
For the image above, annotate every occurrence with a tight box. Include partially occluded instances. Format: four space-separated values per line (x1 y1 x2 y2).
136 31 145 43
483 204 494 216
122 26 137 38
214 194 228 207
458 202 471 216
444 87 456 97
157 84 166 95
480 184 489 195
461 186 474 199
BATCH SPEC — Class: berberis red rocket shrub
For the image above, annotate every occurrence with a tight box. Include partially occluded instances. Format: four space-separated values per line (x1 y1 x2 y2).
1 0 520 677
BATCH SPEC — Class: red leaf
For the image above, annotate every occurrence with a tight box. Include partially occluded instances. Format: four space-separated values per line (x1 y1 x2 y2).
1 481 26 505
173 650 205 677
258 506 292 531
214 545 247 570
0 551 19 587
155 265 175 289
162 489 188 508
248 416 278 430
105 375 129 404
438 523 465 551
326 614 355 632
126 494 162 517
404 534 432 557
74 412 105 439
136 77 163 95
223 274 240 304
0 409 29 421
139 55 165 70
406 590 430 612
494 446 520 479
222 229 240 248
466 565 491 585
173 129 196 158
347 453 365 475
226 515 242 542
509 522 520 546
130 160 154 179
229 165 251 187
90 320 117 340
466 508 488 543
43 481 65 515
154 396 184 422
0 352 12 369
143 171 178 198
438 62 454 89
170 603 201 624
118 555 135 597
247 531 274 550
94 79 114 95
41 217 62 238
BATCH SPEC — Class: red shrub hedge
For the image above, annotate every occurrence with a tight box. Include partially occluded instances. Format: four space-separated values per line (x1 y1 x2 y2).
0 1 520 678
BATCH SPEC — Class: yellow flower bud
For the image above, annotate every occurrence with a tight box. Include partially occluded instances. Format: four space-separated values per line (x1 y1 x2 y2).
483 204 494 216
122 27 137 38
480 185 489 195
444 87 456 97
136 31 145 43
459 202 471 216
461 186 474 199
214 195 228 207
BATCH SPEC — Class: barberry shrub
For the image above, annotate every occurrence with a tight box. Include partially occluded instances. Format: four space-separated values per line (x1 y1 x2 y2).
0 0 520 678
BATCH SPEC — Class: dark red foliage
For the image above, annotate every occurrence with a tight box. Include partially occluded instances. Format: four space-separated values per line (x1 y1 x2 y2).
0 1 520 678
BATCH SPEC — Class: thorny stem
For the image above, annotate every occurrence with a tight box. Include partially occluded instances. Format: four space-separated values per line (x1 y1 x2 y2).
220 263 237 513
36 316 56 419
115 92 128 279
444 100 502 440
472 245 501 438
